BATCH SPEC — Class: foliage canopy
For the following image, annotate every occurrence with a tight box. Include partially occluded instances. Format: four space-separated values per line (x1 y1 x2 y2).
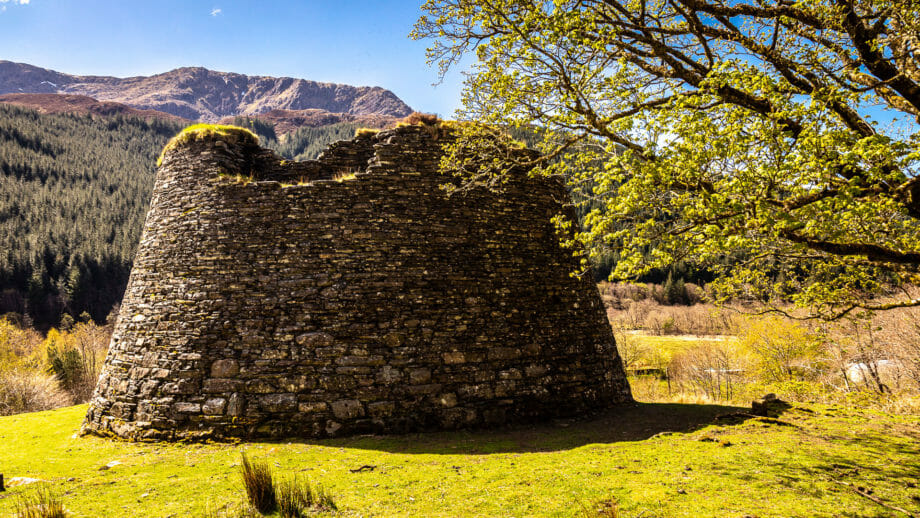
414 0 920 318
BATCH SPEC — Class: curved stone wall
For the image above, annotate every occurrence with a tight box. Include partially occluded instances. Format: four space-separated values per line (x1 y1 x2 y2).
82 124 631 440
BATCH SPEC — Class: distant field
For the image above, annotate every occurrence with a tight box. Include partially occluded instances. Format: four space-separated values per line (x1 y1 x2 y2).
629 333 737 357
1 404 918 517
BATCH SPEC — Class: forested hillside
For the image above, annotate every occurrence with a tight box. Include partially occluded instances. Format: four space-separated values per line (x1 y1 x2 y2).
229 116 365 161
0 104 182 328
0 106 393 329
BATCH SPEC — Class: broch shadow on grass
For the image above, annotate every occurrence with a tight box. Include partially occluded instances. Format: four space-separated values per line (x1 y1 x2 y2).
276 402 760 455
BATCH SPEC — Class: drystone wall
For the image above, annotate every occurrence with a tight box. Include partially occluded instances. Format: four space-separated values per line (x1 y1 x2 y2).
82 124 632 440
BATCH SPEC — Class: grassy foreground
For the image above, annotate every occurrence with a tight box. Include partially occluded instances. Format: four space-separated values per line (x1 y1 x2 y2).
0 403 918 517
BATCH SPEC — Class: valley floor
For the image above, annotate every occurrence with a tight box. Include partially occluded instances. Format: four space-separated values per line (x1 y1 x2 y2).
1 402 918 517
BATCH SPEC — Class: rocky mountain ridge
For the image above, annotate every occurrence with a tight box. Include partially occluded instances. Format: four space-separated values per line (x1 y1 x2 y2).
0 61 413 122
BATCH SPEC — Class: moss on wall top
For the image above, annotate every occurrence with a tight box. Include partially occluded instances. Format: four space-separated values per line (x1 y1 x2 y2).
157 124 260 166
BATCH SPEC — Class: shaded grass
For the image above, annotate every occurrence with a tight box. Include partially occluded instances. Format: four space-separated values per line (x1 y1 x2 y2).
0 404 918 517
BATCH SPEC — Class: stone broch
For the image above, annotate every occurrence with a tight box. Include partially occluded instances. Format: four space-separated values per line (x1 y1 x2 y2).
81 123 632 440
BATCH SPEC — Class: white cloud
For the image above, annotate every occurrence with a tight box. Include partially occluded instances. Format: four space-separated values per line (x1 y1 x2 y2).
210 7 221 16
0 0 31 4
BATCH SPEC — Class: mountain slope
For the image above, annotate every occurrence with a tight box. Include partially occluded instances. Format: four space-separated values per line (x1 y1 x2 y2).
0 93 191 123
0 61 413 122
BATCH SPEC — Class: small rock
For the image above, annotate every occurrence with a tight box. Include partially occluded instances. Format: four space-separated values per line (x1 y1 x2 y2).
7 477 43 487
99 460 122 471
677 489 687 494
752 394 790 417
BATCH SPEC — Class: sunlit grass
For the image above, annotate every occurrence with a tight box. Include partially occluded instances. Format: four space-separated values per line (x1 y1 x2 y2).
1 403 918 517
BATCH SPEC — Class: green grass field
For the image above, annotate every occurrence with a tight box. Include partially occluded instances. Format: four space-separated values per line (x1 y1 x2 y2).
1 402 918 517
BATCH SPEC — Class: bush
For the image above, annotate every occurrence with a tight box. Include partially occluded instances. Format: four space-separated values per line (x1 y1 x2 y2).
670 342 747 401
738 316 820 382
0 368 71 415
612 324 647 371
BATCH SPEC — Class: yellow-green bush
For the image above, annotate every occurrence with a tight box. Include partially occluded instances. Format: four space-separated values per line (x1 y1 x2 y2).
0 317 109 414
738 316 821 382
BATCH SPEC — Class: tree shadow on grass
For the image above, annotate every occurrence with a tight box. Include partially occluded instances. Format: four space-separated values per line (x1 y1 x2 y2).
297 402 759 455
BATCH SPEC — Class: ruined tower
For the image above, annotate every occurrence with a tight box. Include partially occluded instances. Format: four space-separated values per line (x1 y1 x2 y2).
82 122 632 440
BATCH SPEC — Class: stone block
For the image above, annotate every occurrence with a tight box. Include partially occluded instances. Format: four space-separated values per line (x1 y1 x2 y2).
260 394 298 413
202 398 227 415
298 402 328 413
203 378 241 393
367 401 396 418
296 332 334 347
408 367 431 384
331 399 365 420
443 352 465 364
174 402 201 413
376 365 402 384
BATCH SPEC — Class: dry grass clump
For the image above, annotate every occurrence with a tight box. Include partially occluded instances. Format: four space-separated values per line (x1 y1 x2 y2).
239 453 277 514
399 112 440 126
333 170 358 182
354 127 380 137
15 484 68 518
277 475 337 517
238 453 337 517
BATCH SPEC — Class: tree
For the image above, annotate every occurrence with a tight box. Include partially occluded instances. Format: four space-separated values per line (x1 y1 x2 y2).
413 0 920 319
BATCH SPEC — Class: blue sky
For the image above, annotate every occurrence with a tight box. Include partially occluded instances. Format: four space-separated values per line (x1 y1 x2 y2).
0 0 465 116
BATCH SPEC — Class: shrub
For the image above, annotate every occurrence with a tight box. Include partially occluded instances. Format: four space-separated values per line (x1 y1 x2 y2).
15 484 68 518
0 316 42 366
738 316 820 383
670 342 746 401
44 329 83 393
40 322 108 404
0 368 71 415
612 324 647 371
239 453 277 514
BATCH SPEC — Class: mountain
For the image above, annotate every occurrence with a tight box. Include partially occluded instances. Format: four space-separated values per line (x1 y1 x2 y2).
0 61 413 122
0 93 191 124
